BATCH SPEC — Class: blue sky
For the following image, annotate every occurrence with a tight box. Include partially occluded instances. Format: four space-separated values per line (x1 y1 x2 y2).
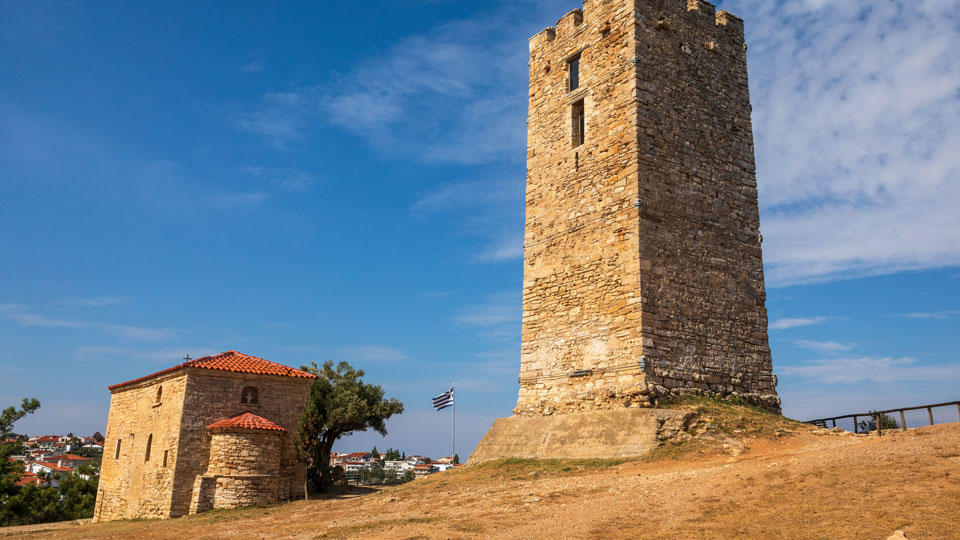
1 0 958 459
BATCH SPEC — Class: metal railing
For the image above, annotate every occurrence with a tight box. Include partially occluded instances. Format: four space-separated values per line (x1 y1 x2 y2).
806 400 960 436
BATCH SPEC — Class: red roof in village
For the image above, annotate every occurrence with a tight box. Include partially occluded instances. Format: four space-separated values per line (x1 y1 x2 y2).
40 454 90 462
16 472 41 486
108 350 317 390
206 412 287 433
29 461 74 472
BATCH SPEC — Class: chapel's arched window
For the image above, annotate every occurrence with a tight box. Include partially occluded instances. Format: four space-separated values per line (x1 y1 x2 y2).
145 434 153 462
241 386 259 405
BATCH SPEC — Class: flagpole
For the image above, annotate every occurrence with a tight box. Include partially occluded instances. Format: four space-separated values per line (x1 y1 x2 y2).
451 382 456 460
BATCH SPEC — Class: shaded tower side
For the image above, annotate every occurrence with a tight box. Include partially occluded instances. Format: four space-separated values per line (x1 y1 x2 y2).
633 0 778 411
517 0 649 416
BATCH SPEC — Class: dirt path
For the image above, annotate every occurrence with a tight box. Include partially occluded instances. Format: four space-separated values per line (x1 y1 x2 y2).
6 423 959 540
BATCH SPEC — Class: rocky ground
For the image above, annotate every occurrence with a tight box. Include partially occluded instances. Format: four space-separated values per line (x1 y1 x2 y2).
5 401 959 540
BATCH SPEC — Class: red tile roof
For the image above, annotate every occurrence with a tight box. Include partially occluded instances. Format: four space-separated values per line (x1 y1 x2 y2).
108 350 317 390
206 411 287 433
39 454 89 462
29 462 74 472
16 472 41 486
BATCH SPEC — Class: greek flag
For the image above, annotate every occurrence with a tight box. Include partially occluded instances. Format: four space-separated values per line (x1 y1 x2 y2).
433 388 454 411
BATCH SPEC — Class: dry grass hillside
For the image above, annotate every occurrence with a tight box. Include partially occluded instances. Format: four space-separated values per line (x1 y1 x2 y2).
6 399 960 540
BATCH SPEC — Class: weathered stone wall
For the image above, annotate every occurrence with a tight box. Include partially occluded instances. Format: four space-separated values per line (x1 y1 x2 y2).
516 0 779 416
189 430 283 513
206 430 282 476
519 0 647 416
471 408 695 462
170 370 311 516
632 0 778 410
95 368 312 521
94 372 187 522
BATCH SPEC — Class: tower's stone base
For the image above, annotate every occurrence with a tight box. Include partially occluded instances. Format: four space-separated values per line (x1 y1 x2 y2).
469 408 695 463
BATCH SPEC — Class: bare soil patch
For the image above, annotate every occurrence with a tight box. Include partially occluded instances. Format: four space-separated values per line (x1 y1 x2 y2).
6 403 958 540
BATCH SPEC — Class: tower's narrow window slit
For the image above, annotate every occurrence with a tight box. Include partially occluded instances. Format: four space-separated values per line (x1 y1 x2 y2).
572 99 585 147
568 54 580 91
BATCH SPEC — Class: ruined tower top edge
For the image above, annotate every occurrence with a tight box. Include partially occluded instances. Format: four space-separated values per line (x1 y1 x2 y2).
530 0 744 52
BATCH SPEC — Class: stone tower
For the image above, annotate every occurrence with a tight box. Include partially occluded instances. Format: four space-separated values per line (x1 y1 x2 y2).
94 351 315 521
515 0 779 416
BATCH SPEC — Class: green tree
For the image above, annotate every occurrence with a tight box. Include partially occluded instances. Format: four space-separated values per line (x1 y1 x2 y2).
295 360 404 493
453 454 460 465
370 446 380 461
858 414 899 433
0 398 40 438
1 399 41 492
56 472 99 520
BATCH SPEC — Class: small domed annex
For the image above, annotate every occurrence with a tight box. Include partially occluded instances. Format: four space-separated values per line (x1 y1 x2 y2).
190 412 288 513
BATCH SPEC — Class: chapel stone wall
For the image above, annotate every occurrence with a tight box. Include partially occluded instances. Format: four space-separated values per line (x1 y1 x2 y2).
94 373 187 522
169 370 311 516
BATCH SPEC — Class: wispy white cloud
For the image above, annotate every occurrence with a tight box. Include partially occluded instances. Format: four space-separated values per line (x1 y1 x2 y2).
413 178 525 264
897 310 960 320
278 345 327 353
101 325 173 341
241 166 317 193
279 344 409 364
208 192 268 208
0 304 87 328
417 291 453 299
476 232 524 263
721 0 960 285
769 316 826 331
455 291 520 328
228 91 311 140
0 304 174 340
55 296 129 309
780 356 960 384
225 4 538 164
240 60 263 73
793 339 854 353
221 0 960 285
338 345 409 364
76 345 215 362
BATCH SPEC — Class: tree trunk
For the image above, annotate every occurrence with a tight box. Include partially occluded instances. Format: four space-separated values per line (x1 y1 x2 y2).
318 438 335 492
303 462 310 500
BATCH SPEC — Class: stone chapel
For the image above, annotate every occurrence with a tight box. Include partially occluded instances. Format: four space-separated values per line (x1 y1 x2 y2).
93 351 316 521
